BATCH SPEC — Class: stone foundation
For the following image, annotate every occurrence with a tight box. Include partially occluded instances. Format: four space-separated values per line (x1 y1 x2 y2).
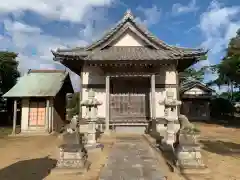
114 125 147 134
176 145 204 168
56 144 87 170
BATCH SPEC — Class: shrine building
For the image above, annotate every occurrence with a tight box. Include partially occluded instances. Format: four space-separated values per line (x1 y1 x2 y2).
50 10 207 134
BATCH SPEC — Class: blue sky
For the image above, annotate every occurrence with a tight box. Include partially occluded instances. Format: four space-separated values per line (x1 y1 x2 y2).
0 0 239 90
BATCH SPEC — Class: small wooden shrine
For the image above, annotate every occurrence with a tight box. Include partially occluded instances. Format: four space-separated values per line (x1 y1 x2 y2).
3 70 74 135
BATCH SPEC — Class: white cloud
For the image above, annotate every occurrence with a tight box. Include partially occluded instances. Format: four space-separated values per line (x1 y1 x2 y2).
172 0 198 15
136 5 161 27
4 20 42 33
1 19 89 92
2 19 87 72
199 0 240 60
0 0 116 91
0 0 113 22
197 0 240 85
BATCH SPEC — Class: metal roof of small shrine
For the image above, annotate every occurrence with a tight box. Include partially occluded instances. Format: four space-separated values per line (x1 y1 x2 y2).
3 70 69 98
52 10 207 62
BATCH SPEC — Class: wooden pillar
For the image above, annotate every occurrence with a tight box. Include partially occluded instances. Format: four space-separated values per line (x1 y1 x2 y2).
105 75 110 134
79 71 83 121
46 99 50 132
151 74 156 120
12 99 17 135
176 69 180 116
207 101 211 120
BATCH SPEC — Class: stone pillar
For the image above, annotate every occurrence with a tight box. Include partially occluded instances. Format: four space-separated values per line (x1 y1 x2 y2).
80 89 102 147
12 99 17 135
88 106 97 144
159 91 181 147
165 114 177 145
105 75 110 134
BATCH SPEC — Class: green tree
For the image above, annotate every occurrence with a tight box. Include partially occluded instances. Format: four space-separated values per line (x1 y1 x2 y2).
0 51 20 110
220 29 240 84
66 93 79 120
206 29 240 101
179 67 206 84
206 64 229 89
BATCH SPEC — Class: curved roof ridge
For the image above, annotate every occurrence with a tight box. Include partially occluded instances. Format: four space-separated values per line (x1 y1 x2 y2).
85 9 181 52
53 10 206 56
170 45 205 51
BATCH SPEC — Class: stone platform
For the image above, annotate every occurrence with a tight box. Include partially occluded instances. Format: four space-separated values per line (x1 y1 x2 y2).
51 143 89 175
99 136 166 180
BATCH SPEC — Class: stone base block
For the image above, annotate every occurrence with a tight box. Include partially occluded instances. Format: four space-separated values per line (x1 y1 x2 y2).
57 144 88 170
179 166 210 175
57 158 87 168
176 145 206 171
51 161 91 175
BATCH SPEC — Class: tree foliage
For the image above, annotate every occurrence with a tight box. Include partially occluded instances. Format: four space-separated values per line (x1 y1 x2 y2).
210 29 240 86
0 51 20 110
219 91 240 102
206 64 230 88
66 93 79 120
179 67 206 84
206 29 240 102
210 97 235 117
220 55 240 84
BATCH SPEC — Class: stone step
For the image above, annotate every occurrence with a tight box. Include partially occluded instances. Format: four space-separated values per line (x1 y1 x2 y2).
98 136 167 180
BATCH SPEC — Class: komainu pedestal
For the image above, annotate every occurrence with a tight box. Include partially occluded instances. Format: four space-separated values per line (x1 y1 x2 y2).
176 133 204 168
53 117 89 174
56 133 87 169
176 115 209 174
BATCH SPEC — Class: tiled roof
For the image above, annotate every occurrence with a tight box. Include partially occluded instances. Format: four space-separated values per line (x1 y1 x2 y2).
180 80 215 93
52 10 207 61
3 70 70 97
53 46 205 61
85 47 178 61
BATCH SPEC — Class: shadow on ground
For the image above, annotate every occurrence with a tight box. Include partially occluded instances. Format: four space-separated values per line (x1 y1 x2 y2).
0 156 57 180
191 117 240 129
200 140 240 156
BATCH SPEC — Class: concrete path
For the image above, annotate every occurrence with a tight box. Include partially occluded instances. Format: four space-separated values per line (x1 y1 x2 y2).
99 136 166 180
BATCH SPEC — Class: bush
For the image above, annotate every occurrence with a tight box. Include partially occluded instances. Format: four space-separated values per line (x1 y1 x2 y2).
210 97 234 117
66 93 79 120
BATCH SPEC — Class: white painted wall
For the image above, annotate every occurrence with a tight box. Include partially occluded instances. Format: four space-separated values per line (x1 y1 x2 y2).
112 30 145 46
21 99 29 132
184 87 207 95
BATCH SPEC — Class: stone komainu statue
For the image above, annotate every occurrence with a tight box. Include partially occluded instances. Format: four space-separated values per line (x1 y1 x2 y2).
174 114 194 148
178 114 194 130
60 115 79 133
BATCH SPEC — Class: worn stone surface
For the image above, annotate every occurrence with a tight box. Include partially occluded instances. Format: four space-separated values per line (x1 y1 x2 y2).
99 136 166 180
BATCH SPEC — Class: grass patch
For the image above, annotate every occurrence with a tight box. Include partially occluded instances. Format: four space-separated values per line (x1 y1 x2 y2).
0 127 12 137
0 126 20 137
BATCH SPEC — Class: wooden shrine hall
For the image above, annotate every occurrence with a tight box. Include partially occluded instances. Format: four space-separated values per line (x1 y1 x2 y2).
52 10 207 134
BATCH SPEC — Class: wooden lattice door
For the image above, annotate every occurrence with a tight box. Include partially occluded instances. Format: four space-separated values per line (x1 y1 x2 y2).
110 77 150 122
29 100 46 127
